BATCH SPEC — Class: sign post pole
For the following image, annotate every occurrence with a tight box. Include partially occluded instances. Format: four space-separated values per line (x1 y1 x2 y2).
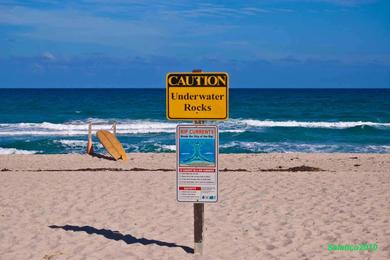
193 70 204 255
194 202 204 254
193 124 204 255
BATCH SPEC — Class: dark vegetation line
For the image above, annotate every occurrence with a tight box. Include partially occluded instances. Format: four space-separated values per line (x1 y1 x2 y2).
1 165 325 172
259 166 324 172
1 167 249 172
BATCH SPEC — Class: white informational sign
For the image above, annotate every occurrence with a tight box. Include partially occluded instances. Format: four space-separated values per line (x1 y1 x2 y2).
176 125 218 202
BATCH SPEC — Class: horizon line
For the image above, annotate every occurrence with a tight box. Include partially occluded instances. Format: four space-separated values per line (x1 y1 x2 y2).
0 87 389 90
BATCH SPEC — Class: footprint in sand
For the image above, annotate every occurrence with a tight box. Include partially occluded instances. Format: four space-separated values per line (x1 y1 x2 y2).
266 244 277 250
285 230 295 239
303 218 315 227
283 238 293 246
304 229 312 240
324 235 337 243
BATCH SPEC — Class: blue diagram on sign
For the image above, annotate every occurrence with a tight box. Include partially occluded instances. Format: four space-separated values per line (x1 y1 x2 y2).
179 138 215 167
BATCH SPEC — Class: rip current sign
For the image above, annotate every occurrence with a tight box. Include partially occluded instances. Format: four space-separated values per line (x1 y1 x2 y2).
166 72 229 120
176 125 218 202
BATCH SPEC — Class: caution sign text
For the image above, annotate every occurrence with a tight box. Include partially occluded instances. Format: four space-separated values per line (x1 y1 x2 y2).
166 72 229 120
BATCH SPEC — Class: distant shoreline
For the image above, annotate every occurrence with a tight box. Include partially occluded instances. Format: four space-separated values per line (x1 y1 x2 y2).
1 87 389 90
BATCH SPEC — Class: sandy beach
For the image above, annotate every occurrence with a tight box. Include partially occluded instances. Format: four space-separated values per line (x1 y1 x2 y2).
0 153 389 259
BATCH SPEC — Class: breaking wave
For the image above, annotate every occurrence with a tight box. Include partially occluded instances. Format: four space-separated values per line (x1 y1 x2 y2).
220 141 390 153
241 120 390 129
0 147 39 155
0 118 389 137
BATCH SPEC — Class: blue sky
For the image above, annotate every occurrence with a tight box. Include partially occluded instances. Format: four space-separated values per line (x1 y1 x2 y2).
0 0 389 88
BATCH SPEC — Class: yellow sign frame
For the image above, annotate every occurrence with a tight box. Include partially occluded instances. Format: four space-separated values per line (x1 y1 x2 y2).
166 72 229 120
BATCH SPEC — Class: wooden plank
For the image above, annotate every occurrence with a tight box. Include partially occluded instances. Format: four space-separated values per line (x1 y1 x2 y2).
194 202 204 255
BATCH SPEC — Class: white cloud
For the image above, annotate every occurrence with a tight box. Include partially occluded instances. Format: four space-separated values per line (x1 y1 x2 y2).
42 52 56 61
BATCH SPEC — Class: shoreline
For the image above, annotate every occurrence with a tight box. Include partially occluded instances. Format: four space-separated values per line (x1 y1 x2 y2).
1 152 389 173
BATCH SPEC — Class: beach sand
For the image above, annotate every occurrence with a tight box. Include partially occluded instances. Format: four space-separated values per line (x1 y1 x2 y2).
0 153 389 259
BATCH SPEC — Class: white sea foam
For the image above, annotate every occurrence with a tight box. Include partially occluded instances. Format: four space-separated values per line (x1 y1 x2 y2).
55 140 88 147
0 120 177 136
55 140 104 151
220 141 390 153
220 129 246 133
160 145 176 151
0 147 39 155
241 119 390 129
0 119 389 137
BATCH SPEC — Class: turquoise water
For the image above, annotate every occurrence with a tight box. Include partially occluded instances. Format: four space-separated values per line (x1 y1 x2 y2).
0 88 389 154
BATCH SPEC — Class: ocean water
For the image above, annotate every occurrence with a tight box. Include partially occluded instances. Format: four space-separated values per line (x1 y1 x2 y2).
0 88 389 154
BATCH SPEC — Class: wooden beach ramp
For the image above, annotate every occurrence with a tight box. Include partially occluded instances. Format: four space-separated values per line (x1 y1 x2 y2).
96 130 128 161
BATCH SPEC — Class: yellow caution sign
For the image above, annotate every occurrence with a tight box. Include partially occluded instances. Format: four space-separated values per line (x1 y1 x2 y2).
166 72 229 120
